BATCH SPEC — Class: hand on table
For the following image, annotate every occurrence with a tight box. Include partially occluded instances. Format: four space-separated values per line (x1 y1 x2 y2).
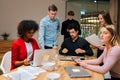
75 48 85 54
53 46 58 50
74 59 87 68
23 59 30 66
62 48 68 54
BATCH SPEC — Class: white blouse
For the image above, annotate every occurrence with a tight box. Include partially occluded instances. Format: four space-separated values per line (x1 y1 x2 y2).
25 42 33 60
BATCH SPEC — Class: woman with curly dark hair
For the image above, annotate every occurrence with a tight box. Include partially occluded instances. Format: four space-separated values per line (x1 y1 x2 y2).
11 20 40 70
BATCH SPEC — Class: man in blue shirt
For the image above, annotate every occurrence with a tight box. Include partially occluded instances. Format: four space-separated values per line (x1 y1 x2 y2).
38 4 60 49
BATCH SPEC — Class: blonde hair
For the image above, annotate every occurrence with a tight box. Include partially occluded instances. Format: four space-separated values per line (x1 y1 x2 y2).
104 25 120 46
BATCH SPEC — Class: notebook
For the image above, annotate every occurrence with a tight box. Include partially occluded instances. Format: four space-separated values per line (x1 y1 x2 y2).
65 66 91 78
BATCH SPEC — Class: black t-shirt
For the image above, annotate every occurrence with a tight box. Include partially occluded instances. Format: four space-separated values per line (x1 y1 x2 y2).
59 37 93 56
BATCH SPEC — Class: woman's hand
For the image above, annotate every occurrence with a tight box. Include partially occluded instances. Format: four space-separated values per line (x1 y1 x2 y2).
15 59 30 67
74 59 87 68
98 45 105 50
74 59 82 65
23 59 30 66
80 61 87 68
95 45 105 50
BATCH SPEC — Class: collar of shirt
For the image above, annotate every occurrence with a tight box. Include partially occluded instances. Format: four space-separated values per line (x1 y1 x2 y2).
47 15 56 22
70 37 79 43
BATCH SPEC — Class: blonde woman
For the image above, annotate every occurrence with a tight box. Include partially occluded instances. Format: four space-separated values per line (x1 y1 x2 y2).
97 10 113 58
75 25 120 80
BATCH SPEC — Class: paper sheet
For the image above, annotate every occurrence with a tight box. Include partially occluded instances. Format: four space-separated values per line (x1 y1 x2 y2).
4 69 36 80
85 34 103 46
3 66 46 80
18 66 46 75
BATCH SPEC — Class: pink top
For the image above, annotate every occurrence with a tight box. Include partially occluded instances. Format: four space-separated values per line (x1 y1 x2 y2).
85 46 120 78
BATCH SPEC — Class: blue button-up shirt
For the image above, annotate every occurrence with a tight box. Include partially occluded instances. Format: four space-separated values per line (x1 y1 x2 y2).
38 15 60 49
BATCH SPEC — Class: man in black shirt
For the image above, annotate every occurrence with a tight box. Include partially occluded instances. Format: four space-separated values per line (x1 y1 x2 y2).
61 11 81 40
59 23 93 56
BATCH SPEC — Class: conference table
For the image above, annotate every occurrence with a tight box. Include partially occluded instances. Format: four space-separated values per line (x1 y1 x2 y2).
35 56 104 80
0 51 104 80
36 60 104 80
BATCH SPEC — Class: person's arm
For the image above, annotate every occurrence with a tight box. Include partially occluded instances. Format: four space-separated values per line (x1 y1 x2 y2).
83 40 94 56
12 41 30 68
76 21 81 35
15 59 30 67
12 41 20 68
75 50 104 66
75 38 93 56
57 20 60 35
53 19 60 46
38 20 45 49
97 45 105 50
80 47 120 74
59 40 66 55
84 51 104 65
61 22 66 35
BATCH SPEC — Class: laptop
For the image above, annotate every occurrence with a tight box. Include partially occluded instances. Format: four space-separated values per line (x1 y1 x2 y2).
59 56 74 61
31 49 56 67
31 49 44 66
59 56 85 61
65 66 91 78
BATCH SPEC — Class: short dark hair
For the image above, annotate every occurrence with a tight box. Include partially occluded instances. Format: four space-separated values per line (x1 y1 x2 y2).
67 23 79 32
99 10 113 25
48 4 57 11
68 11 74 16
17 20 39 37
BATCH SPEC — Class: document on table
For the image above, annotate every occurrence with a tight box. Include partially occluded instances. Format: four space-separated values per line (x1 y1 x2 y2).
4 66 46 80
18 66 46 75
85 34 103 46
4 69 36 80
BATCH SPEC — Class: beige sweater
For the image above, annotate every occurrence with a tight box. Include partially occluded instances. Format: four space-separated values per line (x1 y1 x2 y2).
84 46 120 78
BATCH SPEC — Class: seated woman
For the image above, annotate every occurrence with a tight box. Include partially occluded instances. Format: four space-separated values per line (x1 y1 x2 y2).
75 25 120 80
59 23 93 56
11 20 40 70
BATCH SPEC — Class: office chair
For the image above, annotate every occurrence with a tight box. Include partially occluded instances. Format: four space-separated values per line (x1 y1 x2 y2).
0 51 11 74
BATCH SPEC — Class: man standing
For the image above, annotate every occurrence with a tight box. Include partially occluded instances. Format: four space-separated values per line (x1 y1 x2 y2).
61 11 81 40
38 4 60 49
59 23 93 56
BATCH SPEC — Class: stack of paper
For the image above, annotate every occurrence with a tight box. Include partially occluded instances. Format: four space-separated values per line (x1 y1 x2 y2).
85 34 103 46
4 69 36 80
19 66 46 75
4 66 46 80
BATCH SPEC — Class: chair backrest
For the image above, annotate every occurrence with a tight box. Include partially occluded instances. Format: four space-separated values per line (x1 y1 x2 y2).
0 51 11 74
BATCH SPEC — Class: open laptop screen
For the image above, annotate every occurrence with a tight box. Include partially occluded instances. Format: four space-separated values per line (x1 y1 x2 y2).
31 49 56 67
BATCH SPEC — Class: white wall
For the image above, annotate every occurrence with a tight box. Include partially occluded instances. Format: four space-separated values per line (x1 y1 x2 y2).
0 0 66 40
